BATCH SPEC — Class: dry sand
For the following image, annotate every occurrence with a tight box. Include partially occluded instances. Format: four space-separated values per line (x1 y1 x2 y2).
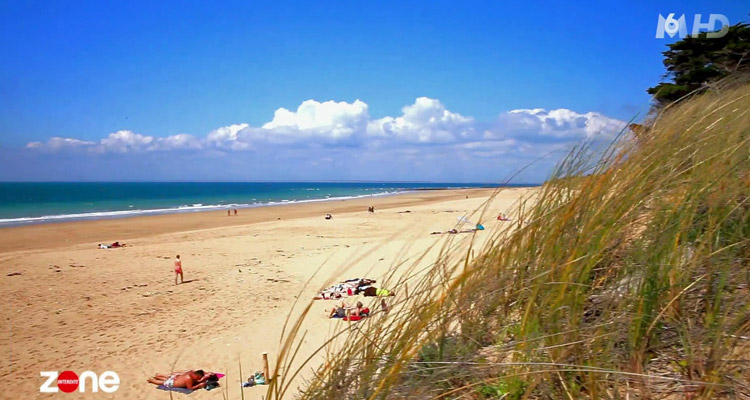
0 187 535 399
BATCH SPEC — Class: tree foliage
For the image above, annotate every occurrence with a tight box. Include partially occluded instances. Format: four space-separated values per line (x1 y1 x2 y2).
648 21 749 106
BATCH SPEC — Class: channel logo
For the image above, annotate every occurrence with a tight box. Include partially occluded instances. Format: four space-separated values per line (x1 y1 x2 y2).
655 13 730 39
40 371 120 393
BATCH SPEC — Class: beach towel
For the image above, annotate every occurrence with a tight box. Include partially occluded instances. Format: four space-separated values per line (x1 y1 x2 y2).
315 279 375 299
156 386 194 394
342 307 370 321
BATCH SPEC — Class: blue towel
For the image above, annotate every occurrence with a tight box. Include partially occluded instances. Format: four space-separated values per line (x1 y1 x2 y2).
156 385 194 394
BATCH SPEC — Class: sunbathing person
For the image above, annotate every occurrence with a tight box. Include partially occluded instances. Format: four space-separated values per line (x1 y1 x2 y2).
362 286 395 297
147 370 209 390
328 301 371 319
328 302 349 318
352 301 370 317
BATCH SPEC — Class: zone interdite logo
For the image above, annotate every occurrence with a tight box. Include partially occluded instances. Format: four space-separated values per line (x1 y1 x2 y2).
656 13 730 39
40 370 120 393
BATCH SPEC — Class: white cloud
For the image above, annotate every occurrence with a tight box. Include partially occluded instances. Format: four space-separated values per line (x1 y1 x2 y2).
150 134 203 151
98 130 154 153
206 123 250 150
27 130 204 153
486 108 626 142
367 97 474 143
249 99 370 144
23 99 628 181
26 137 95 151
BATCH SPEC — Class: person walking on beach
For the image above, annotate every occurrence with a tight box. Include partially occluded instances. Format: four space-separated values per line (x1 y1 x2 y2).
174 255 184 285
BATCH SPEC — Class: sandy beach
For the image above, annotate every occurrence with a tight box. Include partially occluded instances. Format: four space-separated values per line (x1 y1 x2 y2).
1 187 534 399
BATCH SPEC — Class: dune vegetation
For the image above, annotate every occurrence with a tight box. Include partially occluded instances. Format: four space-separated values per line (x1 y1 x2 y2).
265 79 750 399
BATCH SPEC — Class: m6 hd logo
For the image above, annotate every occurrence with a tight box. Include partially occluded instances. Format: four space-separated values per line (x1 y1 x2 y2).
656 13 730 39
40 371 120 393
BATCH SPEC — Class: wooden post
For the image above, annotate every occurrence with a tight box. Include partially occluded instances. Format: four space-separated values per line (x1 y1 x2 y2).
262 352 269 383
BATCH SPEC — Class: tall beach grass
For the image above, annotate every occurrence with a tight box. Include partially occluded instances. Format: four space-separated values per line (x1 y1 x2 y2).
263 80 750 399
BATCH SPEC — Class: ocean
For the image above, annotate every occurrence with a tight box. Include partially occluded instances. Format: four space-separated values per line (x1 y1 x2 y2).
0 182 516 227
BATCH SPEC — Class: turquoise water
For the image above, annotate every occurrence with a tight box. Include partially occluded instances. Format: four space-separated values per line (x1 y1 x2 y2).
0 182 517 226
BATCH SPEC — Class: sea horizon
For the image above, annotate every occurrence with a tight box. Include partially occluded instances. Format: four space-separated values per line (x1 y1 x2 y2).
0 181 535 227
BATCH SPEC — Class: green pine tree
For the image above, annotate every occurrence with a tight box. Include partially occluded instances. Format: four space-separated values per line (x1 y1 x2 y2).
648 21 749 106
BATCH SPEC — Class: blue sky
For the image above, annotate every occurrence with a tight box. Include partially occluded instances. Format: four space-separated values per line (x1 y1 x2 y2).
1 1 747 182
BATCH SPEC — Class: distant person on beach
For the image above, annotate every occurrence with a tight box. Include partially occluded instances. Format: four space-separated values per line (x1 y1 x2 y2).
147 370 211 390
497 213 511 221
328 301 369 318
234 209 237 216
174 255 183 285
328 302 348 318
227 209 231 216
362 286 395 297
98 242 126 249
352 301 367 317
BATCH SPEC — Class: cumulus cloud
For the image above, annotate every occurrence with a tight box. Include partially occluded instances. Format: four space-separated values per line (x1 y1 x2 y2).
22 98 628 182
99 130 154 153
367 97 474 143
206 123 250 150
256 99 369 144
485 108 626 142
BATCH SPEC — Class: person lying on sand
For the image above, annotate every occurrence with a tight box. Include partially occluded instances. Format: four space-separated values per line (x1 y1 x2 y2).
497 213 512 221
328 302 349 318
98 242 126 249
362 287 395 297
327 301 370 319
318 278 378 299
431 228 481 235
352 301 367 317
147 370 213 390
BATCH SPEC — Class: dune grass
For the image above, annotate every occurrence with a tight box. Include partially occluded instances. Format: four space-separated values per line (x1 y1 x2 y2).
260 80 750 399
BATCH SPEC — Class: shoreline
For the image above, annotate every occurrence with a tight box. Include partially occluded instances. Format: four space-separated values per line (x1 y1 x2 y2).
0 187 508 253
0 184 531 228
0 189 411 228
